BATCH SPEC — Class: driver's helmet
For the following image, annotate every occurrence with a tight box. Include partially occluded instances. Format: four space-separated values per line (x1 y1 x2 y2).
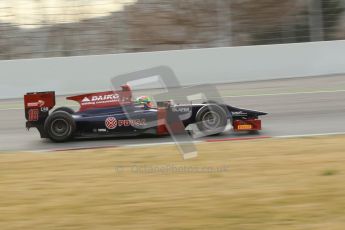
135 96 153 109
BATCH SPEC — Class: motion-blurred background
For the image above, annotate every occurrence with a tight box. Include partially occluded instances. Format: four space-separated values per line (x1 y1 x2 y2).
0 0 344 60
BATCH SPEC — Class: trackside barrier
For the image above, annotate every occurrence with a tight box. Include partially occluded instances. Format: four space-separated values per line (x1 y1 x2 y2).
0 40 345 99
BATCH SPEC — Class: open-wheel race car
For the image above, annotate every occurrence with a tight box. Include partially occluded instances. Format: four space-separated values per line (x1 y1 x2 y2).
24 85 267 142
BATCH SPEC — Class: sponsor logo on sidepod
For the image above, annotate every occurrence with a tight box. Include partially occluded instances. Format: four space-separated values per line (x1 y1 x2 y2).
105 117 146 129
81 94 120 105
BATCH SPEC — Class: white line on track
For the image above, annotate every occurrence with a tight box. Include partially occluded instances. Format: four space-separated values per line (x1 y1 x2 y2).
0 108 22 111
223 89 345 98
122 140 203 149
275 132 345 139
108 132 345 149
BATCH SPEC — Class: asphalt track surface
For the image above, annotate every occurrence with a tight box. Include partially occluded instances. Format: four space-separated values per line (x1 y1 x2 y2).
1 74 345 152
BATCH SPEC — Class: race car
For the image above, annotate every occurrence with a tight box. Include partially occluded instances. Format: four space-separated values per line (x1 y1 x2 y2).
24 85 267 142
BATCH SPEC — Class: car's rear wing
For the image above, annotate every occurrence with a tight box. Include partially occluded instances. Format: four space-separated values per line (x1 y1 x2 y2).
24 91 56 122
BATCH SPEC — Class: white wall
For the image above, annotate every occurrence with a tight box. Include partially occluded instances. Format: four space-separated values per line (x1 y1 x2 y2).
1 40 345 99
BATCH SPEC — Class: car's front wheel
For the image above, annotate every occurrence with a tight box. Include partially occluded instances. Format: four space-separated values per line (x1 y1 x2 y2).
44 111 76 142
195 104 228 135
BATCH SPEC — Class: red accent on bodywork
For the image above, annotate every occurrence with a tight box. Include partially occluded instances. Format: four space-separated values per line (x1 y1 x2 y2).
121 84 131 92
157 108 168 135
233 119 262 131
24 91 55 109
67 86 132 112
157 107 186 135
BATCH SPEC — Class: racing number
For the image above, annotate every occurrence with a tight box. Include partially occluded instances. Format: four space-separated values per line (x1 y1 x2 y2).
28 109 39 121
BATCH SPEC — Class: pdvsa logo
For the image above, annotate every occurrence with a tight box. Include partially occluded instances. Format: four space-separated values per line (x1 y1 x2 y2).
105 117 118 129
105 117 146 129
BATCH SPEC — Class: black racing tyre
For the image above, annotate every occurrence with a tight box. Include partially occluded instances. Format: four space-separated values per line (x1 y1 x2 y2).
196 104 228 135
53 107 75 114
44 111 76 142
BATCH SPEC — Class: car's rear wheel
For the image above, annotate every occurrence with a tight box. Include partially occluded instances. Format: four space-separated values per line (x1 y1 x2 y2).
196 104 228 135
202 100 219 105
44 111 76 142
53 106 75 114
